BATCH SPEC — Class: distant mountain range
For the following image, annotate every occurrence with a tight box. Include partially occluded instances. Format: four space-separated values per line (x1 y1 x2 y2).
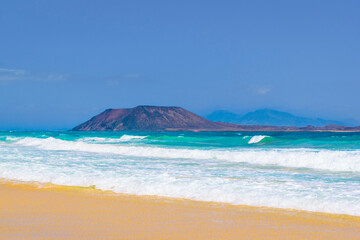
73 106 360 132
206 109 356 127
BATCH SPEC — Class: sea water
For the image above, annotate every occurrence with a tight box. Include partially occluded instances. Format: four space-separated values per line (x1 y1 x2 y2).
0 131 359 216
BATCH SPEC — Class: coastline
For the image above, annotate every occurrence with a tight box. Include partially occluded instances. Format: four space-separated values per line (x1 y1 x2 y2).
162 129 360 132
1 180 359 239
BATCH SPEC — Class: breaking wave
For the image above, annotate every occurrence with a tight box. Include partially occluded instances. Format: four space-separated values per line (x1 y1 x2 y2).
13 137 360 172
248 135 269 144
1 132 360 216
80 135 147 143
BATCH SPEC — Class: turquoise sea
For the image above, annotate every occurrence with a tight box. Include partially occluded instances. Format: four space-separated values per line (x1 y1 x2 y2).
1 131 360 216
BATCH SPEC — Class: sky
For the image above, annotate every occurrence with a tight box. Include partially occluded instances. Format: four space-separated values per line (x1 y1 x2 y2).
0 0 359 129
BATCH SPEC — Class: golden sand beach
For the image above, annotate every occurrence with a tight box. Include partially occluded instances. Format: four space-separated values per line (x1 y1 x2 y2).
0 181 359 239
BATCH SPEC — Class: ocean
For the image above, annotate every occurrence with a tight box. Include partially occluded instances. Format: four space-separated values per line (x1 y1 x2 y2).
1 131 359 216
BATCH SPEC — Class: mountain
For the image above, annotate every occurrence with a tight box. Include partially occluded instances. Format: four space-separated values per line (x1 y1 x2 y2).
73 105 360 132
72 105 224 131
206 109 346 127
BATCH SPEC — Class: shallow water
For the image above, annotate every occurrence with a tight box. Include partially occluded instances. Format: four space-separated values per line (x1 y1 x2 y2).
1 131 359 216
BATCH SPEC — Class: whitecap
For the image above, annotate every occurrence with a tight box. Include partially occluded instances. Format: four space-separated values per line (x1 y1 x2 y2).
248 135 268 144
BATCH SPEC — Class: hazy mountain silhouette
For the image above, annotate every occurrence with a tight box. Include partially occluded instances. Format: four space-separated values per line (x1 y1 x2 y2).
206 109 348 127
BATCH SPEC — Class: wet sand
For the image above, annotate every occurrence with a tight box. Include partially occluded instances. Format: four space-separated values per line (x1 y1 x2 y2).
0 181 359 239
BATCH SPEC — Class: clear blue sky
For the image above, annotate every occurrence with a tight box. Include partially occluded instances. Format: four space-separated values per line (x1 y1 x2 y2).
0 0 359 129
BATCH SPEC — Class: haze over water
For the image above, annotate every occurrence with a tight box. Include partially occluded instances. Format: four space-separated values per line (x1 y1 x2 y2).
1 131 360 216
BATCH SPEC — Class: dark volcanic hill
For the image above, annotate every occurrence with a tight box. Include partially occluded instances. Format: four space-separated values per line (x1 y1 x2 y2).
72 106 224 131
72 105 360 132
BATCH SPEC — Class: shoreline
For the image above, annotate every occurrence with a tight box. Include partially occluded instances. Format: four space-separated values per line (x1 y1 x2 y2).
71 129 360 132
1 180 359 239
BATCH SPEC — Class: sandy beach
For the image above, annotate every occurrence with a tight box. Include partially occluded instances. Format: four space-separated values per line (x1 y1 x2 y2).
0 181 359 240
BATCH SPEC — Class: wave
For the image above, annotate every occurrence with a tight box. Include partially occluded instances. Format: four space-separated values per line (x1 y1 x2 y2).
4 136 21 141
14 137 360 172
2 135 360 216
1 169 359 216
248 135 268 144
119 135 147 141
80 135 147 143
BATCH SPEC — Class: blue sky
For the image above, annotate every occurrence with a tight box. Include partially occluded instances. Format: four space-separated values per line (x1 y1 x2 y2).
0 0 359 129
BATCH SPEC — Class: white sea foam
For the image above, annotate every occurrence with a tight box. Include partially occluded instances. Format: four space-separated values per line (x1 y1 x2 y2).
1 136 360 216
5 136 21 141
14 137 360 172
119 135 147 141
248 135 268 144
0 150 359 216
79 135 147 143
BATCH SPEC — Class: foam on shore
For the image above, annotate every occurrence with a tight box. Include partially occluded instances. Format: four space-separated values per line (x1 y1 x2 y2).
1 132 360 217
1 180 359 239
13 137 360 172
